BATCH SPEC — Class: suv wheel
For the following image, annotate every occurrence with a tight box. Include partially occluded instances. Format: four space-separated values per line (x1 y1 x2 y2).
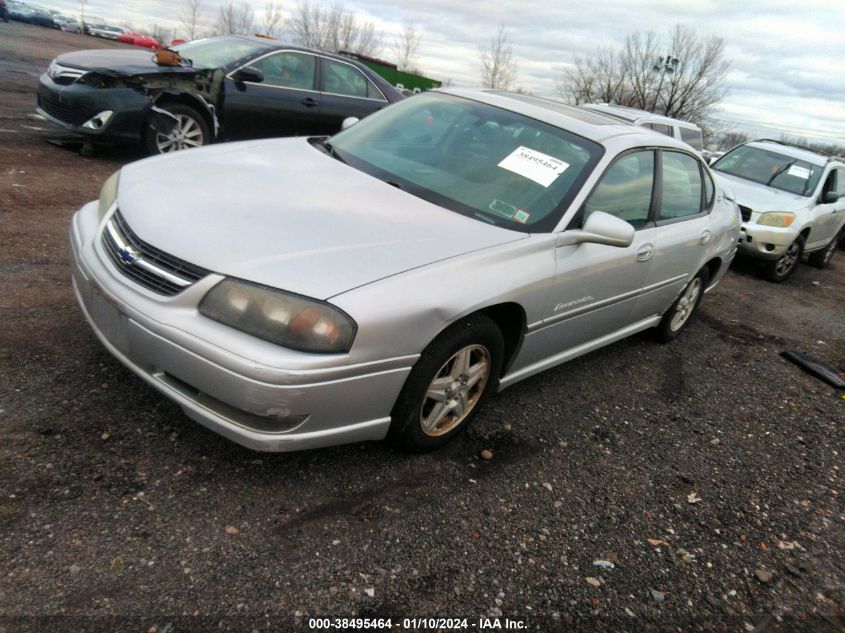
764 234 804 282
807 230 842 268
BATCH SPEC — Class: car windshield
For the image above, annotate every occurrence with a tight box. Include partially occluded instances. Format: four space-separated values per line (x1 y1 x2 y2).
329 92 604 232
712 145 823 196
173 37 271 68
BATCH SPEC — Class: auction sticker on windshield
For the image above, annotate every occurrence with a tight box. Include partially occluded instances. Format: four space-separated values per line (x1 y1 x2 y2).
498 146 569 187
787 165 810 179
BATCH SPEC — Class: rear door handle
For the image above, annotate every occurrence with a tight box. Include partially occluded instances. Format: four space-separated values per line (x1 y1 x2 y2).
699 229 712 244
636 243 654 262
301 97 319 108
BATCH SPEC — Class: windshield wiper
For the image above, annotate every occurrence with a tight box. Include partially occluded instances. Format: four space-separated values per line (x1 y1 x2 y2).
765 160 796 186
312 137 346 164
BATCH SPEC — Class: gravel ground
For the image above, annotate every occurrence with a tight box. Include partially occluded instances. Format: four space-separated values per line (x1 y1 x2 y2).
1 22 843 633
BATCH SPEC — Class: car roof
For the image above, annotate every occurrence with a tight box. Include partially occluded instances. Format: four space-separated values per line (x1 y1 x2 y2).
745 139 835 167
439 89 697 150
581 103 700 129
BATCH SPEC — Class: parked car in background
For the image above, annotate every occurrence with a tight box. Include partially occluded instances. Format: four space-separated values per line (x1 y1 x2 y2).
581 103 705 153
8 1 32 21
88 24 127 39
0 0 9 23
711 139 845 281
80 16 106 34
37 35 404 154
69 89 739 452
53 14 79 31
117 31 159 49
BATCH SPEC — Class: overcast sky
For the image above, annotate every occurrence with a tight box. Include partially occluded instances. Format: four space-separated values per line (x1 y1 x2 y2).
44 0 845 144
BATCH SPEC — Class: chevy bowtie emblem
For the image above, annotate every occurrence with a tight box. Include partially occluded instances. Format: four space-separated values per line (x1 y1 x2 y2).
120 246 140 264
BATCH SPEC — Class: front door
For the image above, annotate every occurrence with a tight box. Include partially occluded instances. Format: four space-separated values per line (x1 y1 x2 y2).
222 50 321 140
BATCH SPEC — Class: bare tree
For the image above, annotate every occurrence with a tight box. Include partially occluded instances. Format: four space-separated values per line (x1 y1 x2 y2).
216 1 255 35
557 25 730 125
179 0 203 41
479 24 518 90
287 2 381 56
393 21 422 70
261 2 284 37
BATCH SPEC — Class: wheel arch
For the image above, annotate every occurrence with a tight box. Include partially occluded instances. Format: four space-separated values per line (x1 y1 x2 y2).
150 91 218 138
474 302 527 377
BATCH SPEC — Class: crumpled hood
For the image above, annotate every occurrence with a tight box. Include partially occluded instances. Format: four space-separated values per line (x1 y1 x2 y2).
117 138 525 299
56 49 199 76
713 172 810 213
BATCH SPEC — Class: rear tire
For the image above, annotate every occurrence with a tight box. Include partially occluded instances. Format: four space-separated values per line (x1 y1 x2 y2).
388 314 504 453
655 267 709 343
144 103 210 155
763 234 804 282
807 230 842 268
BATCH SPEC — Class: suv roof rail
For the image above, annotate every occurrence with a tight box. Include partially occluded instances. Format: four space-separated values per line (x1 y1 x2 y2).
753 138 835 158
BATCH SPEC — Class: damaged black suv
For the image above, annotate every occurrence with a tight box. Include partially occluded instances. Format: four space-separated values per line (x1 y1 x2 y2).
36 35 404 154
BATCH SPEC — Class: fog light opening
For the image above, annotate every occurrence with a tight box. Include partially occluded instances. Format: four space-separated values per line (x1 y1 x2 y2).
82 110 114 130
765 243 775 252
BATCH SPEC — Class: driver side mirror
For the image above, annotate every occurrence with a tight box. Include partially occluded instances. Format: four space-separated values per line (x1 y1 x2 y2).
232 67 264 83
556 211 635 248
821 190 840 204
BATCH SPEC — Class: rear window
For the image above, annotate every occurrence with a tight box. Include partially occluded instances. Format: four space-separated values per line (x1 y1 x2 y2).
645 122 672 137
679 127 703 151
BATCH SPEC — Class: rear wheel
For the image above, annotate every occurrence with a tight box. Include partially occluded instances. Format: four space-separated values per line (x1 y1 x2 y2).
764 234 804 282
807 230 842 268
388 314 503 452
144 104 210 155
655 267 709 343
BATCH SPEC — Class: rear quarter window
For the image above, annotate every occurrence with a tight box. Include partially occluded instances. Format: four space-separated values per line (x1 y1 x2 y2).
680 127 704 151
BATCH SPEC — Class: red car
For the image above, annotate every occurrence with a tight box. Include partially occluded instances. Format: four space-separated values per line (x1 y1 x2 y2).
117 31 159 50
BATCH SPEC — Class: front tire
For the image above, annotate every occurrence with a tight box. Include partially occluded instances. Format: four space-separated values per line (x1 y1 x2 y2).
764 234 804 282
144 104 210 155
655 267 709 343
807 230 842 268
388 314 504 452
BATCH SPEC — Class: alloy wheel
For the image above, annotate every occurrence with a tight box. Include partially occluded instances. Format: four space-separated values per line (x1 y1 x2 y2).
155 115 204 153
775 241 801 276
670 277 703 332
420 344 490 437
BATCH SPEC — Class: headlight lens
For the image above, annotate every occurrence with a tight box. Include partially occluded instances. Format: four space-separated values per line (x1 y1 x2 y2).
97 170 120 219
757 212 796 228
199 279 357 353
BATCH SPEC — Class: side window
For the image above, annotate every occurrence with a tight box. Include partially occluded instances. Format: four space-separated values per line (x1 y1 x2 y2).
660 152 703 220
248 52 316 90
703 168 715 209
680 127 704 151
821 170 836 196
644 123 672 137
322 59 368 98
836 169 845 196
582 151 654 228
366 78 387 102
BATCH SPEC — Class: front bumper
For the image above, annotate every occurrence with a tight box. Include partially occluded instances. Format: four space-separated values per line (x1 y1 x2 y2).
36 73 150 144
736 222 796 260
70 202 413 451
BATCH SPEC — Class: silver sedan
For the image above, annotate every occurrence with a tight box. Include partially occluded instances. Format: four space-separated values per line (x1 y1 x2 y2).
69 89 741 452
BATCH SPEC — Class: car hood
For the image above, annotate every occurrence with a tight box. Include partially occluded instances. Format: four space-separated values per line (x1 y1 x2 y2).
117 138 526 299
713 172 810 213
55 49 202 76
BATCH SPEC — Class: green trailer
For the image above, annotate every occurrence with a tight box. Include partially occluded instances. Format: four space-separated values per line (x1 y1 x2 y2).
339 51 441 93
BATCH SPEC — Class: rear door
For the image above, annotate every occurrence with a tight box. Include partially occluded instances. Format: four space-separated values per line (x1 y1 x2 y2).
222 50 321 139
634 150 713 321
317 57 389 133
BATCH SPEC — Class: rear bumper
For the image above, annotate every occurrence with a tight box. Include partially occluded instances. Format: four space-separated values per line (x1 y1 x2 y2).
70 203 413 451
36 73 149 144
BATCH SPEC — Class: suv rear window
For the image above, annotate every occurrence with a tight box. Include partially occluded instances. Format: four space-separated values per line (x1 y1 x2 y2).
679 127 704 151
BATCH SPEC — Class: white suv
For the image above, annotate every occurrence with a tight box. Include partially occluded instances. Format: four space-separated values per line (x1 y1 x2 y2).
711 139 845 281
580 103 704 153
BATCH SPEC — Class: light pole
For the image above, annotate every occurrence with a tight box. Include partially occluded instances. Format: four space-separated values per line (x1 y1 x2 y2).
650 54 679 113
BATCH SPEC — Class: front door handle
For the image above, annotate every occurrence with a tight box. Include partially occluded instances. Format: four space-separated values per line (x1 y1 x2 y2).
700 229 712 244
301 97 319 108
636 243 654 262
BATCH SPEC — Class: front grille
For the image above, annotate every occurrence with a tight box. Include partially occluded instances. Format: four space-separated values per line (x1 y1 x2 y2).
738 205 752 222
102 210 211 296
38 91 76 124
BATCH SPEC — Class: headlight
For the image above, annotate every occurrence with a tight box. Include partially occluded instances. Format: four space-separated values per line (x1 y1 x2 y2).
97 170 120 219
199 279 357 353
757 212 795 228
